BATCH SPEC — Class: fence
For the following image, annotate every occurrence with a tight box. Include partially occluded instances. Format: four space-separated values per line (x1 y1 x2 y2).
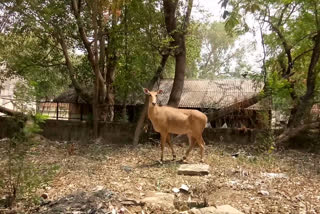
38 102 91 120
38 102 69 120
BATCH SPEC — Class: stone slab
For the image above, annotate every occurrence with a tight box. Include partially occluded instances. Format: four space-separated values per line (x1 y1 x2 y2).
141 192 175 209
190 205 244 214
177 164 210 176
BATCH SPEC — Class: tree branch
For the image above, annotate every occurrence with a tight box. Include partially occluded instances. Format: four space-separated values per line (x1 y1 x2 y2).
56 30 92 104
293 49 313 63
277 4 290 26
71 0 105 85
182 0 193 31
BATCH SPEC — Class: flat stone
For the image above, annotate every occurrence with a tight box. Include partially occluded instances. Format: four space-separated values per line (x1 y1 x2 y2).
178 164 210 176
190 205 244 214
261 172 288 179
141 192 175 209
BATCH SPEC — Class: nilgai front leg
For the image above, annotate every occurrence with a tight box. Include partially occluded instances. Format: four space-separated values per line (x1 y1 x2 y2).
160 132 168 163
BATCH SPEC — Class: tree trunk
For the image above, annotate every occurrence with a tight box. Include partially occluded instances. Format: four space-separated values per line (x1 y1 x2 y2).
168 37 186 107
132 54 169 145
163 0 193 107
104 54 117 122
287 32 320 128
93 76 100 138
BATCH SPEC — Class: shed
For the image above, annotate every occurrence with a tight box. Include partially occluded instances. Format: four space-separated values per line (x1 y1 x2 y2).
48 78 270 127
50 88 143 121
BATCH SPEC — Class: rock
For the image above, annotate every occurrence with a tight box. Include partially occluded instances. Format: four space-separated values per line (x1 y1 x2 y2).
180 184 190 193
121 165 133 173
178 164 210 176
231 152 240 158
120 199 144 206
174 198 208 211
172 188 180 193
190 205 244 214
261 172 288 179
41 193 48 199
258 190 270 196
141 192 175 209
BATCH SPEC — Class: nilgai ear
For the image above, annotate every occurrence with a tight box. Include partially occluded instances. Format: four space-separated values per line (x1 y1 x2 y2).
157 89 163 94
143 88 150 95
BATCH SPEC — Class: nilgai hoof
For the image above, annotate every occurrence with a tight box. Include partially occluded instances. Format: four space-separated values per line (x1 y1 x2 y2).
172 155 176 161
182 156 188 163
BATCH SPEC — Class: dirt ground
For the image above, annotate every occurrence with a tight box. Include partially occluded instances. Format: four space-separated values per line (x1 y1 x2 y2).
1 135 320 214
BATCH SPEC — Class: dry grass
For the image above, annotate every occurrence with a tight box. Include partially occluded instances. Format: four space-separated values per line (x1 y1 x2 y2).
1 135 320 213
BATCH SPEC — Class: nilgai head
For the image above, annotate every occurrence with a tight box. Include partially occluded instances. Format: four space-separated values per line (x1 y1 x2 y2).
143 88 163 106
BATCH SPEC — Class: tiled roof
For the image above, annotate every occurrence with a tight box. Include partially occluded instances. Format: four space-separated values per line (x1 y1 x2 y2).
153 79 267 109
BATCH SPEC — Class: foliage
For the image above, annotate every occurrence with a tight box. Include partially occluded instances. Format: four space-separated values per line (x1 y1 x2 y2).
197 21 252 79
0 33 70 100
0 113 57 208
162 21 203 79
114 0 165 101
223 0 320 130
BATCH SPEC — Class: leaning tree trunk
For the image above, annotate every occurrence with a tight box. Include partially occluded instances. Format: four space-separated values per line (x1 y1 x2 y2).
133 54 169 145
275 121 320 145
206 93 266 121
0 106 25 117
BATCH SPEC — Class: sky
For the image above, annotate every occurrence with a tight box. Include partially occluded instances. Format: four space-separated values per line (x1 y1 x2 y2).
192 0 263 73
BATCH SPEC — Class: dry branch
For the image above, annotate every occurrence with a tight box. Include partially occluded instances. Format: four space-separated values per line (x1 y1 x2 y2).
0 105 25 117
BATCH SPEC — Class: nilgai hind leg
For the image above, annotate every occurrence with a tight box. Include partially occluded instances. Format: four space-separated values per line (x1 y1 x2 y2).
183 134 195 162
183 134 205 163
166 134 176 161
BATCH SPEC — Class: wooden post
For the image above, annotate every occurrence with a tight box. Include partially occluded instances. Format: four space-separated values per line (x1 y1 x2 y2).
56 102 59 120
80 104 83 121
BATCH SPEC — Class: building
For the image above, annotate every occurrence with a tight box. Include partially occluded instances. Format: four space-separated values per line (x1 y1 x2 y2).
49 79 270 128
0 78 18 115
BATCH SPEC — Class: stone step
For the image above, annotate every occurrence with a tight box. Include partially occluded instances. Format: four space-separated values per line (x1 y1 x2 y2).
177 164 210 176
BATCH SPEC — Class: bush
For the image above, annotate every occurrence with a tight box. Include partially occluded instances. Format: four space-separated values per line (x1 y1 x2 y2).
0 113 57 208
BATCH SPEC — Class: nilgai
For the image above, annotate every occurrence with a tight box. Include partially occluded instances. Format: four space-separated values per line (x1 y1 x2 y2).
143 88 208 163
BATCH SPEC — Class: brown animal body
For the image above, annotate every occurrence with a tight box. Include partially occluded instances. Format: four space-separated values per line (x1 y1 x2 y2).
143 88 208 162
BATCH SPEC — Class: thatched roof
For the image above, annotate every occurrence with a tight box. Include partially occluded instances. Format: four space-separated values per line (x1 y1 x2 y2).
152 79 268 110
53 88 142 105
53 89 89 104
53 79 269 109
